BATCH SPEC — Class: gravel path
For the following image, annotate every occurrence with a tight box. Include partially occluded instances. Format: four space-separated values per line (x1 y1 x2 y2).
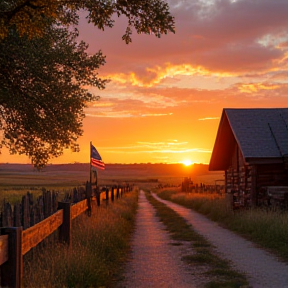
117 190 201 288
152 192 288 288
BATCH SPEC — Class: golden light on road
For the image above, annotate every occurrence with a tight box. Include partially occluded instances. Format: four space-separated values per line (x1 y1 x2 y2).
182 159 193 166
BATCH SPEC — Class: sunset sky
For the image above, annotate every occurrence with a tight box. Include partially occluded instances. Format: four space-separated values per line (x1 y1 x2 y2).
3 0 288 165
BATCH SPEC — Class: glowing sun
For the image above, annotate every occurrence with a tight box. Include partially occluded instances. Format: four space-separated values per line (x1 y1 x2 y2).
182 159 193 166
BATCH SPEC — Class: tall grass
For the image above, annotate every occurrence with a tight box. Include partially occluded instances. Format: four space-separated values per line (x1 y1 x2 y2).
23 189 138 288
157 189 288 262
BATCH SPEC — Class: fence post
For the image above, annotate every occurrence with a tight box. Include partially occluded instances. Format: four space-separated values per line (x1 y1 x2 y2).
86 182 92 216
95 187 100 207
0 227 23 288
58 202 71 247
3 201 13 227
22 194 30 229
111 187 114 202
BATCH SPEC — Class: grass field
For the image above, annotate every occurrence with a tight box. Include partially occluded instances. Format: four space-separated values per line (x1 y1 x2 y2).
2 163 287 286
0 163 143 287
0 163 223 204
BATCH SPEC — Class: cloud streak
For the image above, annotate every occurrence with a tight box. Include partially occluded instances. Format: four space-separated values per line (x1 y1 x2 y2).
60 0 288 164
97 140 211 155
198 117 220 121
7 0 288 165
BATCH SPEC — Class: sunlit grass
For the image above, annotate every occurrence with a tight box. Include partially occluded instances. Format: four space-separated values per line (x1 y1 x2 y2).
23 189 139 288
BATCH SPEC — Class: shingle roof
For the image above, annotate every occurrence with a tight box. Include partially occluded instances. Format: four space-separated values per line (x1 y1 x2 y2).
209 108 288 170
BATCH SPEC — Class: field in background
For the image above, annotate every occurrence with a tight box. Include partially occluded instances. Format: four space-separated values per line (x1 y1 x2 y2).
0 163 224 186
0 163 223 204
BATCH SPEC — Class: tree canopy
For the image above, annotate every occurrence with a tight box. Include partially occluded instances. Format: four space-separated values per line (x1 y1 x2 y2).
0 27 107 168
0 0 175 168
0 0 175 42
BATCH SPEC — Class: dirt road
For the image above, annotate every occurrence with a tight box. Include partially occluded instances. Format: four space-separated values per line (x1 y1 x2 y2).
117 191 288 287
117 190 204 288
152 192 288 288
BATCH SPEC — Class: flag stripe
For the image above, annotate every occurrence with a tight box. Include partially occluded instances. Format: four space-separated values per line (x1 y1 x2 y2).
91 159 105 170
91 144 105 170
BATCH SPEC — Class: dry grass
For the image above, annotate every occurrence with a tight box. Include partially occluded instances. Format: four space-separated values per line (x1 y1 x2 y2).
23 189 139 288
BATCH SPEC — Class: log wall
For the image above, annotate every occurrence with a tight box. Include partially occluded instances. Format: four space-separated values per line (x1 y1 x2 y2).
225 143 288 206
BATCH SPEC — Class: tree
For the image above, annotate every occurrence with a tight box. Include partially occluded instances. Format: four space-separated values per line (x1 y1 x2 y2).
0 1 175 168
0 26 107 168
0 0 175 42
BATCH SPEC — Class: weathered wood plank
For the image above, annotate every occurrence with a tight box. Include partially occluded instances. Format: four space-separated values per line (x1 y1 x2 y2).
58 202 71 246
22 210 63 255
22 194 30 230
3 201 13 227
0 227 22 288
71 199 87 220
13 203 21 227
0 235 8 265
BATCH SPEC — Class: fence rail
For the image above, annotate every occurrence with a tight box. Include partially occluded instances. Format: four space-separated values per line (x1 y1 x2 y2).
21 209 63 255
0 183 132 288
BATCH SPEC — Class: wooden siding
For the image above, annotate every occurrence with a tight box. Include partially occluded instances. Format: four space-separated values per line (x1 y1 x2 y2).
225 141 288 205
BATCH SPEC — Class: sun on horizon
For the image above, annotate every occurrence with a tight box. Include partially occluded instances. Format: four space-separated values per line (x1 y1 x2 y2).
182 159 193 166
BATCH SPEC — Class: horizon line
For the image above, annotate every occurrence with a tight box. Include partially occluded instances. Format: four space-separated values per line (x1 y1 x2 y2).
0 162 209 165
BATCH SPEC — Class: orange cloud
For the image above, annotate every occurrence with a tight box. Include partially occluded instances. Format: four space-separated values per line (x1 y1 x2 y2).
105 64 234 88
237 83 281 93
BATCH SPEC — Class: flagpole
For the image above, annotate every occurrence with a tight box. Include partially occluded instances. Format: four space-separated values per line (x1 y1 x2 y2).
90 141 92 185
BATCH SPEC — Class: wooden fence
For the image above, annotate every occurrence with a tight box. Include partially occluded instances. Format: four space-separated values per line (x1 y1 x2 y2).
0 182 132 288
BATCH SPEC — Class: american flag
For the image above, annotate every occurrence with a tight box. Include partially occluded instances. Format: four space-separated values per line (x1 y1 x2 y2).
91 144 105 170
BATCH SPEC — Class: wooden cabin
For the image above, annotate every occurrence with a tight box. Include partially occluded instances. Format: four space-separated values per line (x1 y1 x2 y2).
209 108 288 206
